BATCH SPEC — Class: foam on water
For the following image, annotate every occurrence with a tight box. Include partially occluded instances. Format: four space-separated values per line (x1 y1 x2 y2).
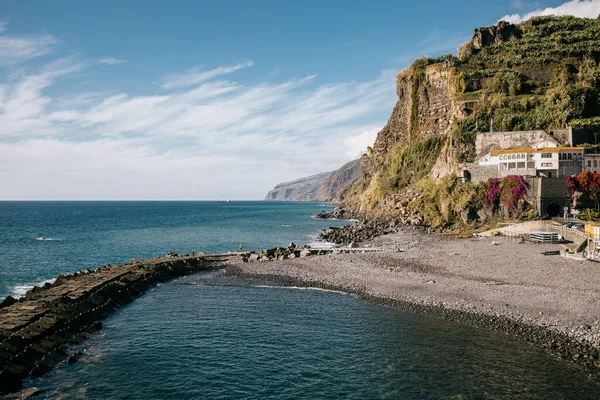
250 284 353 295
35 237 61 241
10 278 56 298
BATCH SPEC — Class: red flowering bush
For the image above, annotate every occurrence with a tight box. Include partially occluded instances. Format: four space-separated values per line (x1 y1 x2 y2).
500 175 529 210
575 171 600 200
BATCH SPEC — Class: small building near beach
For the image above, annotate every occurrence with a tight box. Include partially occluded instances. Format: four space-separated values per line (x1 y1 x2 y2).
484 146 584 178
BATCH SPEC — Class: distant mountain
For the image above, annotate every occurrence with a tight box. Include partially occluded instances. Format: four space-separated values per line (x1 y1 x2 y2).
265 159 361 201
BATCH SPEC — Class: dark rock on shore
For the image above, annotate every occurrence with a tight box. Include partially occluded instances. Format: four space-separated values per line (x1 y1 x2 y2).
318 219 399 244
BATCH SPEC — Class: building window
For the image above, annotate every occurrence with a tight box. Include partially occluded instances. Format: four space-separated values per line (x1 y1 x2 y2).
541 153 552 158
595 160 598 168
541 163 553 167
568 153 572 160
588 160 592 167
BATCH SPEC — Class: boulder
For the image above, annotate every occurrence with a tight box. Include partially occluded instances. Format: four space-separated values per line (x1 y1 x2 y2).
0 296 17 309
300 249 311 257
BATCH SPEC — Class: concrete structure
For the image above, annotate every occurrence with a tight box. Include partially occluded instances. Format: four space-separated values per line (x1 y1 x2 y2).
526 177 571 216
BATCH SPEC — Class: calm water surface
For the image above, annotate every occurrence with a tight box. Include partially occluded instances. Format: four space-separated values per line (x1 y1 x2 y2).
26 273 600 399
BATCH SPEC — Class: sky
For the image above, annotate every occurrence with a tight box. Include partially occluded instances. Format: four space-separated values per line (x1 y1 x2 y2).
0 0 599 200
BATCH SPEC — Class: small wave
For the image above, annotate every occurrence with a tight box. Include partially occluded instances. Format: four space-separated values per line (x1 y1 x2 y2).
251 285 352 296
306 234 340 249
35 237 60 241
281 224 292 227
10 278 56 299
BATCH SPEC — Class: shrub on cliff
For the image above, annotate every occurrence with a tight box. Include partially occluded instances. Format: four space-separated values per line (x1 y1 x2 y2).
409 176 483 228
363 137 445 207
579 208 599 221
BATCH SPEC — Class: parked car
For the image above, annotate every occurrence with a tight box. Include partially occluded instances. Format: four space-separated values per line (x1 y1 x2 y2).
562 222 575 228
573 224 585 232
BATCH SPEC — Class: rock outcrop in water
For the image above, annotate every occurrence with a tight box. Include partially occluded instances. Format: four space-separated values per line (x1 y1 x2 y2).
265 159 361 201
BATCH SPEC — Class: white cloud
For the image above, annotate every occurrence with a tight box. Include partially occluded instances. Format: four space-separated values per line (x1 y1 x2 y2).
0 58 85 137
500 0 600 23
0 52 395 199
98 57 128 65
160 61 255 89
343 127 382 159
0 25 60 65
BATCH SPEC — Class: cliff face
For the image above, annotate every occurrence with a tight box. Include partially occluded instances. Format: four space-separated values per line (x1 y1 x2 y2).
341 16 600 226
265 172 331 201
265 159 361 201
361 62 464 184
316 159 362 201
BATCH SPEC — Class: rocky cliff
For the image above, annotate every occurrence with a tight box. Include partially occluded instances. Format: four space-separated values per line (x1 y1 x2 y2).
265 159 361 201
340 16 600 228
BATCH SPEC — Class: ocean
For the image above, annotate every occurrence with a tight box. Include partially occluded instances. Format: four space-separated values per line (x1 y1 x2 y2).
0 201 347 300
1 201 599 398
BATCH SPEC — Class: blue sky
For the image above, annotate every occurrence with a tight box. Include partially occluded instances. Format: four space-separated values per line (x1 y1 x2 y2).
0 0 598 199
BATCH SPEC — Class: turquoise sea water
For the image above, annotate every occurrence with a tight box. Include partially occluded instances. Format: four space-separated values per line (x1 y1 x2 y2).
0 201 346 300
2 201 600 398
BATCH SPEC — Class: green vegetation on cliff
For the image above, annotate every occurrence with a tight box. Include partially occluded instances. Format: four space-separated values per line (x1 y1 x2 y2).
346 15 600 230
364 137 445 207
455 16 600 134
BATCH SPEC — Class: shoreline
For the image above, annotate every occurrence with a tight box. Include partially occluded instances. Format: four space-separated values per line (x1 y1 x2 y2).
226 226 600 374
3 222 600 395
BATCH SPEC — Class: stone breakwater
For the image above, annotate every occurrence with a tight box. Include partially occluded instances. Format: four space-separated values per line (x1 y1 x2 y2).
0 252 243 395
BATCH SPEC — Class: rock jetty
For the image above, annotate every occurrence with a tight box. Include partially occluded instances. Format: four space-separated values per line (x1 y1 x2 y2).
0 252 241 395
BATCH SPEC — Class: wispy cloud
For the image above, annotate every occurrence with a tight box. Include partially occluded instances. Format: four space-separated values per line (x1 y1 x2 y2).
160 61 255 89
343 126 382 159
500 0 600 23
98 57 128 65
0 24 60 65
0 47 395 199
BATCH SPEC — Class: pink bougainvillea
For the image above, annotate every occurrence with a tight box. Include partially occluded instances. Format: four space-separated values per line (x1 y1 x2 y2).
485 178 501 205
500 175 529 209
485 175 529 211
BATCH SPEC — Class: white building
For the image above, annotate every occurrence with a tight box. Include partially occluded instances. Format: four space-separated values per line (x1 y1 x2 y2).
584 154 600 173
485 146 583 177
